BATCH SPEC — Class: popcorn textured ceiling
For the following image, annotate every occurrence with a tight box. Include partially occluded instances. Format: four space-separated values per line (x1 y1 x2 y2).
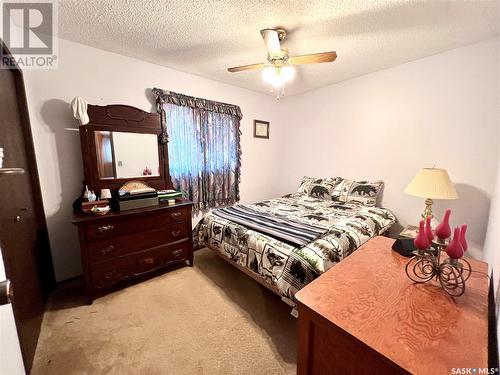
58 0 500 96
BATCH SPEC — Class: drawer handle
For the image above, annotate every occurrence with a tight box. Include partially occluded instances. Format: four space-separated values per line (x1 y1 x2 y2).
104 270 117 279
170 212 182 218
172 248 183 256
97 224 114 233
140 257 155 265
100 245 114 255
171 230 181 237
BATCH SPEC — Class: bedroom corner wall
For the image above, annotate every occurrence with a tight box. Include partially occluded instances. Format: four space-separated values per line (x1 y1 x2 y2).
22 38 285 281
277 37 500 259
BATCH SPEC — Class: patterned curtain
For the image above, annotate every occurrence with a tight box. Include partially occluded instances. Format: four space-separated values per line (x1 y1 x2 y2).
153 88 242 211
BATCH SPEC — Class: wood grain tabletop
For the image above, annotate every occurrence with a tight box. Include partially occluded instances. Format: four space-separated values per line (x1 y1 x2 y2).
296 236 489 374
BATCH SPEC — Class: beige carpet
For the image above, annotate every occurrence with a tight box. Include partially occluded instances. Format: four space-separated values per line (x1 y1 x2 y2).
31 249 297 375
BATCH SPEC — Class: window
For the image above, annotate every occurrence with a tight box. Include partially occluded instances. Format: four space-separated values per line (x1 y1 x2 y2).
154 88 242 211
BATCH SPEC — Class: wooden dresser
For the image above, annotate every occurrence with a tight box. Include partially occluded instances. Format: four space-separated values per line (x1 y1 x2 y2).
72 103 195 303
73 201 193 303
296 236 489 375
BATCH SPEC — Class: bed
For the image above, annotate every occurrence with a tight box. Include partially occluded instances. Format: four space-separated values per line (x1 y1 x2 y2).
193 177 396 311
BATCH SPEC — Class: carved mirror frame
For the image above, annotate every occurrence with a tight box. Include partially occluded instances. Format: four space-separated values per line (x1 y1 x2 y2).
79 104 173 193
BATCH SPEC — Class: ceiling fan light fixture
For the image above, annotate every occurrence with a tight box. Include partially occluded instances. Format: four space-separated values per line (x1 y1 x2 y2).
262 65 276 84
228 28 337 99
261 65 295 88
281 65 295 81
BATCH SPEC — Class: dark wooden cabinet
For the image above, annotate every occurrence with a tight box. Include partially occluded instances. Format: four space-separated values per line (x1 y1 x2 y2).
73 201 193 303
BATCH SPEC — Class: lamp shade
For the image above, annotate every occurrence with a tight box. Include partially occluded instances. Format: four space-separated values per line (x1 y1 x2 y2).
100 188 112 199
404 168 458 200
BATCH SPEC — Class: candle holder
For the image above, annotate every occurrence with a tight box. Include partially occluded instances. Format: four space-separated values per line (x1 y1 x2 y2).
405 240 472 297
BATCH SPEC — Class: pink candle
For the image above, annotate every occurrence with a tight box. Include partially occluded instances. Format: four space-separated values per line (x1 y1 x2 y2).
446 227 464 259
414 220 430 250
425 216 434 242
459 224 468 252
435 209 452 240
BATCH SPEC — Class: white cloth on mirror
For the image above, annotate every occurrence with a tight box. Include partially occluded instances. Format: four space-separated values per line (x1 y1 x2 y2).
71 96 89 125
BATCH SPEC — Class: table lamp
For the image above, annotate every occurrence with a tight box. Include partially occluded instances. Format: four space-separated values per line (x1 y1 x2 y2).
100 188 112 200
404 167 458 220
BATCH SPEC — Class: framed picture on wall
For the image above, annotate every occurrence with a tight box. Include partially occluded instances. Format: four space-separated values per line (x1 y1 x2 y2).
254 120 269 139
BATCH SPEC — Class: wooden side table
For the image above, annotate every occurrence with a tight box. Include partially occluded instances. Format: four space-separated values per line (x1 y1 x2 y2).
296 236 489 375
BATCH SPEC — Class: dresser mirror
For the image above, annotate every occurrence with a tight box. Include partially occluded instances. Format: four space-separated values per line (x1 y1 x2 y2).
94 130 160 179
79 104 173 192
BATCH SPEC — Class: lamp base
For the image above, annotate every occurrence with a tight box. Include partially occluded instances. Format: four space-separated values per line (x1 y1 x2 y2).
422 198 434 220
421 198 439 227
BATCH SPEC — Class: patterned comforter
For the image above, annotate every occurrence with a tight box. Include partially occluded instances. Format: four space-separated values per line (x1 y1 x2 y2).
193 193 396 308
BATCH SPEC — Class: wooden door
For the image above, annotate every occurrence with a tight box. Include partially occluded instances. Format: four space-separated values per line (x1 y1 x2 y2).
0 40 55 372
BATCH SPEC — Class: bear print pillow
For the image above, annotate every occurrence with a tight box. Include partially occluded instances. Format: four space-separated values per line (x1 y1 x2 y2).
297 176 343 200
332 179 384 206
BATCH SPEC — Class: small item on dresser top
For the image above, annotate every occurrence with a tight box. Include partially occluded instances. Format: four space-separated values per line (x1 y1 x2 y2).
90 205 110 216
117 180 158 211
118 187 156 196
405 209 474 297
118 191 158 201
158 189 183 204
117 180 156 196
130 187 155 194
0 147 3 168
83 185 91 201
158 189 182 196
88 191 97 202
81 200 109 214
158 189 176 194
82 185 97 202
100 188 112 200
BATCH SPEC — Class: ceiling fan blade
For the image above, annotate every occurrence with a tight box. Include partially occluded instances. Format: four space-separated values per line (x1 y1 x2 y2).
260 29 282 57
289 51 337 65
227 63 265 73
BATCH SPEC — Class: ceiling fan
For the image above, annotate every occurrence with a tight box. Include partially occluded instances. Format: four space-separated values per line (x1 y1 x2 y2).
227 28 337 98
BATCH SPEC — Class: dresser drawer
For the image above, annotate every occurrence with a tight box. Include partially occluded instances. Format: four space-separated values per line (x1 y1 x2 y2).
87 221 190 264
91 240 190 290
84 206 190 240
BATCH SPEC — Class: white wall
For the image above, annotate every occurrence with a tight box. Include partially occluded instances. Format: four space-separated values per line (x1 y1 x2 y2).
277 37 500 259
23 38 285 281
